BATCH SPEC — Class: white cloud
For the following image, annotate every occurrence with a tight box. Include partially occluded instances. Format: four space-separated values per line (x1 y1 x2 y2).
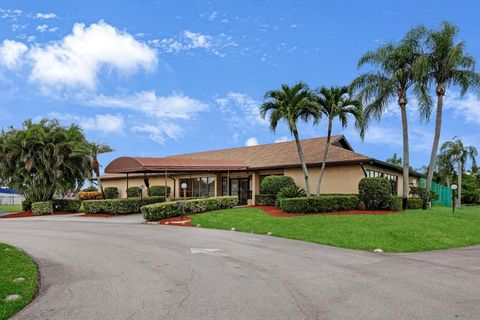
86 91 209 119
153 30 213 53
183 31 211 49
0 9 22 20
36 12 57 19
208 11 218 21
216 92 264 125
445 93 480 125
132 122 181 145
36 24 48 32
0 39 28 69
47 112 125 133
275 136 290 143
28 21 157 90
245 137 259 146
289 24 298 28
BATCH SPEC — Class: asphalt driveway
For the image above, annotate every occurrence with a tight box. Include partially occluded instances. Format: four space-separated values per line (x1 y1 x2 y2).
0 217 479 320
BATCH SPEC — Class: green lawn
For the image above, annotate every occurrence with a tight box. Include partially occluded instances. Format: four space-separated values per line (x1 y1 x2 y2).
190 206 480 252
0 243 38 320
0 205 22 213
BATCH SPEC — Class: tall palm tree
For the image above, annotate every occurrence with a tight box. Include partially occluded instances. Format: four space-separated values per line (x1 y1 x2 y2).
351 27 431 209
440 138 477 208
260 82 320 195
89 142 114 196
310 86 363 195
423 22 480 209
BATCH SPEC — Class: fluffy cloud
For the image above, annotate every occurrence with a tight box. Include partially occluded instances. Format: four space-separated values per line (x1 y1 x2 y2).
86 91 209 119
445 93 480 125
35 12 57 19
132 122 181 145
216 92 264 125
48 112 125 133
245 137 259 146
36 24 48 32
28 21 157 89
152 30 212 53
0 39 28 69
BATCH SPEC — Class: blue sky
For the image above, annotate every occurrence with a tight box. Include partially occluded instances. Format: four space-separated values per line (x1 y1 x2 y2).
0 0 479 172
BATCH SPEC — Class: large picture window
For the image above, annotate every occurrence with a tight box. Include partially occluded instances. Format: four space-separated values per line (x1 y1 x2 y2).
179 177 215 197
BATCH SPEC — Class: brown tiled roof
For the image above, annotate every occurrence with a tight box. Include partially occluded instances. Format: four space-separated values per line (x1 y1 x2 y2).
167 135 372 169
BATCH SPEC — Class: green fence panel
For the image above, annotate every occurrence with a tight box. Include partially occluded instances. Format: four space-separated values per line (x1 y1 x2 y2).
419 179 451 207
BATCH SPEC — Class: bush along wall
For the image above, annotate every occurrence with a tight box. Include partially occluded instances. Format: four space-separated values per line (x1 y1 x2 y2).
407 198 423 209
104 187 119 199
278 195 359 213
142 196 239 221
127 186 142 198
32 201 54 215
358 177 393 210
149 185 171 197
52 199 82 212
260 175 296 194
255 194 276 206
83 196 165 215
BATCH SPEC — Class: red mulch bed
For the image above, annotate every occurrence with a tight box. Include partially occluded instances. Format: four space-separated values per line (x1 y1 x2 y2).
158 216 193 227
0 211 78 219
250 205 396 217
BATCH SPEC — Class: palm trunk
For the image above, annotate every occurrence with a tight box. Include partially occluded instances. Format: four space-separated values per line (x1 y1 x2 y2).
457 158 462 208
96 172 104 196
316 119 332 195
293 129 310 196
400 102 410 210
424 85 445 210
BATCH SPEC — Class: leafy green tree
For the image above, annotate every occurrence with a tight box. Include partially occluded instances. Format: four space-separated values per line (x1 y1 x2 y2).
352 27 431 209
310 86 363 195
89 142 114 196
261 82 320 195
0 119 92 203
386 153 403 167
435 153 455 188
440 137 477 208
423 22 480 208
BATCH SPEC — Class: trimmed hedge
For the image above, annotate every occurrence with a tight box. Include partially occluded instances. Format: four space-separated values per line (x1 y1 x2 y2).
142 196 239 221
149 185 171 197
407 198 423 209
104 187 119 199
359 177 393 210
127 186 142 198
32 201 54 215
389 196 403 211
83 196 165 215
255 194 276 206
52 199 81 212
260 175 295 194
278 195 359 213
78 191 103 201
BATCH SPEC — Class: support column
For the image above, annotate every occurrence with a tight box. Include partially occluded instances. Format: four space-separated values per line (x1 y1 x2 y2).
249 171 260 205
215 173 223 197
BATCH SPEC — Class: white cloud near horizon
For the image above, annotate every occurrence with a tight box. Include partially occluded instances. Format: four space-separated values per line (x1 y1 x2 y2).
27 21 157 90
47 112 125 133
0 39 28 69
35 12 57 19
275 136 290 143
132 122 182 145
245 137 258 146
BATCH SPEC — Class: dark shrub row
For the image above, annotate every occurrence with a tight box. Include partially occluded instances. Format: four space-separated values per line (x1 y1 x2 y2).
407 198 423 209
52 199 81 212
278 195 359 213
104 187 119 199
255 194 276 206
149 185 171 197
83 196 165 215
127 186 142 198
142 196 238 221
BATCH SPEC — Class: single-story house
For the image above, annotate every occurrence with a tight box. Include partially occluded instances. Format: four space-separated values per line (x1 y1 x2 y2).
100 135 421 205
0 187 23 205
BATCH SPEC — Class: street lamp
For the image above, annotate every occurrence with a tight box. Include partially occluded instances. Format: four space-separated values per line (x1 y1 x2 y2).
451 184 458 213
178 183 188 221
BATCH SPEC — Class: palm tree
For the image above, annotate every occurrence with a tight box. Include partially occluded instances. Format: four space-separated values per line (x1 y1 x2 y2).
310 86 363 195
351 27 431 209
423 22 480 209
386 153 403 167
435 153 455 188
440 137 477 208
89 142 114 196
260 82 320 195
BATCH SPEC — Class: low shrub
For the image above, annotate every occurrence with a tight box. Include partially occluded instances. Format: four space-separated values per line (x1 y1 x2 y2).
52 199 82 212
388 196 403 211
83 196 165 215
142 196 239 221
104 187 119 199
278 195 359 213
277 186 306 200
260 176 295 194
149 185 171 197
22 199 32 211
32 201 53 215
358 177 393 210
255 194 276 206
78 191 103 201
407 198 423 209
410 186 439 201
127 186 142 198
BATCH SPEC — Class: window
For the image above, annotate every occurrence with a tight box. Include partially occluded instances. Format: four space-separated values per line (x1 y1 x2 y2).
366 169 398 195
179 177 216 197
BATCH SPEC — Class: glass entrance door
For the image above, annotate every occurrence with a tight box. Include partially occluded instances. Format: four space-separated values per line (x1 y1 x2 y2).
229 178 250 204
